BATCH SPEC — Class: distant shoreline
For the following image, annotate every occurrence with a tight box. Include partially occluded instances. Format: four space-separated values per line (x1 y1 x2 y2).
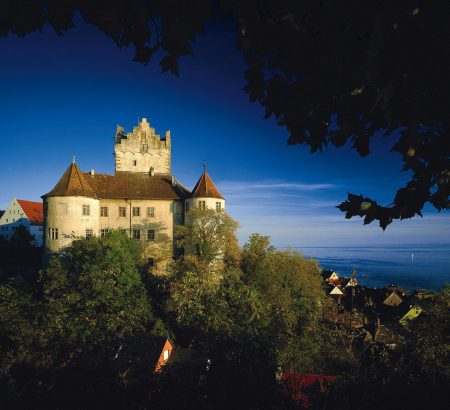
278 245 450 292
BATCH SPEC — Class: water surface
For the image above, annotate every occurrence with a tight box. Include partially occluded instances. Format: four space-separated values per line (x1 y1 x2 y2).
291 245 450 291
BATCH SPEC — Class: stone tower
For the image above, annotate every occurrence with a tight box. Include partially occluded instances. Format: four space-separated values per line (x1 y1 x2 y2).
114 118 171 175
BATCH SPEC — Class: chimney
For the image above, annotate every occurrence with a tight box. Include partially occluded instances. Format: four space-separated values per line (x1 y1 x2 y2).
150 167 155 176
90 169 95 176
171 176 176 186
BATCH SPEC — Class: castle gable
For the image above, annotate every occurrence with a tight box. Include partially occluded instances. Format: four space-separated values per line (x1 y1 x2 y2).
114 118 171 174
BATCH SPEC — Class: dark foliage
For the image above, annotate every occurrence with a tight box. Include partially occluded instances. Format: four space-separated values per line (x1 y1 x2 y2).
0 225 41 268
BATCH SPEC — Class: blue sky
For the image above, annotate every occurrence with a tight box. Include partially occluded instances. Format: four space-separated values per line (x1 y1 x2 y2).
0 14 449 247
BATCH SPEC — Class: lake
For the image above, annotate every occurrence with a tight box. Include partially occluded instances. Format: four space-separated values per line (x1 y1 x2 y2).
291 245 450 291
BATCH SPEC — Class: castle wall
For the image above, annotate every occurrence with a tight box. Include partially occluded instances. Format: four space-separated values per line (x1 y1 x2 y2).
186 197 226 214
98 198 183 240
44 196 99 253
97 198 184 275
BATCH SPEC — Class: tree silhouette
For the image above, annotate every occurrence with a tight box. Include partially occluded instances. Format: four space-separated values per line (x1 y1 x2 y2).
2 0 449 228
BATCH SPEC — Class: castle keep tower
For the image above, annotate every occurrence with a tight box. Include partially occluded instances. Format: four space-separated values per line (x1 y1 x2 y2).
114 118 171 175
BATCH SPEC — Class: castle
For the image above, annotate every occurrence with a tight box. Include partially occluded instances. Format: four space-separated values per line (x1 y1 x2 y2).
42 118 225 271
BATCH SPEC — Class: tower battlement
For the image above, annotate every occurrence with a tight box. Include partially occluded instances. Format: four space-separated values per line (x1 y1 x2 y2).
114 118 171 174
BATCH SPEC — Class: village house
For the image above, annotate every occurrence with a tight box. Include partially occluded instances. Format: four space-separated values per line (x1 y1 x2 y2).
0 198 44 246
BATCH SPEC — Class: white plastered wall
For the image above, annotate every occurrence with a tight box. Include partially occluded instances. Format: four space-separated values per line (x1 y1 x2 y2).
44 196 99 253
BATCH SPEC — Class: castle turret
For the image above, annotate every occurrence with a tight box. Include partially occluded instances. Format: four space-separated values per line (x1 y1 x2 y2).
114 118 171 175
185 164 225 215
42 160 99 255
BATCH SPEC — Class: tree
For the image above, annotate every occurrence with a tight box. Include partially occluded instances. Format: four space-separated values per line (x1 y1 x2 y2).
241 235 325 369
0 230 157 408
0 225 41 268
39 230 153 351
1 1 449 228
175 207 239 265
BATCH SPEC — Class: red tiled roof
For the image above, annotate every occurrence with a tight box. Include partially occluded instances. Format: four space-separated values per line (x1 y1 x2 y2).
43 163 96 198
191 171 224 199
17 199 43 224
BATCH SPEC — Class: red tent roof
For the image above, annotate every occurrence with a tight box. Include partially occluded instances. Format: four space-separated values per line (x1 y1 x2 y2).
43 162 96 198
191 171 224 199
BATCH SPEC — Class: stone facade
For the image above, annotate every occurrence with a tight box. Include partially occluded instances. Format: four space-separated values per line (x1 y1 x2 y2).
43 118 225 272
114 118 171 174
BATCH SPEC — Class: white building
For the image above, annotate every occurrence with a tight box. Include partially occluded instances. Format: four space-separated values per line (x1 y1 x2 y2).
0 198 44 246
42 118 225 270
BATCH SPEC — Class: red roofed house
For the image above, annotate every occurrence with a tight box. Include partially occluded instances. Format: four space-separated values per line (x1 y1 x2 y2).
42 118 225 270
280 372 336 407
0 198 44 246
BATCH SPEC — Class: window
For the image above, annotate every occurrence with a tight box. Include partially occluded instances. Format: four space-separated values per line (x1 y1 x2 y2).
216 202 222 211
147 207 155 217
119 207 126 217
140 144 148 153
86 228 93 239
133 229 141 240
163 349 169 361
198 200 206 210
185 202 189 213
147 229 155 241
132 207 140 217
49 228 58 240
132 160 137 166
100 207 108 217
82 204 90 216
100 229 109 237
148 257 155 267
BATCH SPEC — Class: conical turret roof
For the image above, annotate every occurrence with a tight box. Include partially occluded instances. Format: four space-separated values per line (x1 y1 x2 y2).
43 162 96 198
191 171 224 200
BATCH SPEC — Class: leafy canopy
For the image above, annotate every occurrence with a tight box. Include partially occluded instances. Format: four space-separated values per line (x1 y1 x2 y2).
175 206 239 264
